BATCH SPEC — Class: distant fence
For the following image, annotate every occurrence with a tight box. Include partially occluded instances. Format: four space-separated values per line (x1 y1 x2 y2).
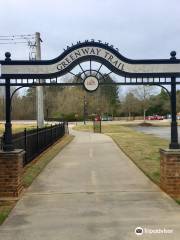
1 123 68 166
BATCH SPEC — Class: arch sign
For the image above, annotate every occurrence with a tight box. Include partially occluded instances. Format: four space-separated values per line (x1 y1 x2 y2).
0 39 180 151
0 40 180 80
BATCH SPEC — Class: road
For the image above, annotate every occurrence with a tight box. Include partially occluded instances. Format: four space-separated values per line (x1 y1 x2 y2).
0 130 180 240
134 126 180 141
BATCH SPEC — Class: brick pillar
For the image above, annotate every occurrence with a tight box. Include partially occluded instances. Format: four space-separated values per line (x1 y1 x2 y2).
160 148 180 199
0 150 25 198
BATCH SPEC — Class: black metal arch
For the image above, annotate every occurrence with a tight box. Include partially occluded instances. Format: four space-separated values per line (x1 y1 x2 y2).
0 40 180 151
1 41 180 80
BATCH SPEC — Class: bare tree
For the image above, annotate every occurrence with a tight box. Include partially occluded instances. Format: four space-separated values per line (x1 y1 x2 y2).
121 92 139 120
132 86 156 121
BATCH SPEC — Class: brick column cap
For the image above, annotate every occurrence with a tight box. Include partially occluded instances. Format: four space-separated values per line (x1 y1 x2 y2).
0 149 25 155
160 148 180 155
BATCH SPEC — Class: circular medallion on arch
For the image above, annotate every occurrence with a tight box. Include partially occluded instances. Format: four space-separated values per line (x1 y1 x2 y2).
83 76 99 92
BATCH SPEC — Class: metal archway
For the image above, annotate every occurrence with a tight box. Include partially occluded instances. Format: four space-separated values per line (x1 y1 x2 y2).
0 40 180 151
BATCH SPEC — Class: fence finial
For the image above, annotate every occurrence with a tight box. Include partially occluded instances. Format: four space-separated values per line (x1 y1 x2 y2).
5 52 11 61
170 51 176 60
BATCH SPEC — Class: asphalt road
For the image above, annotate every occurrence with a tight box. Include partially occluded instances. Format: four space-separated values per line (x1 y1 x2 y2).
134 126 180 141
0 130 180 240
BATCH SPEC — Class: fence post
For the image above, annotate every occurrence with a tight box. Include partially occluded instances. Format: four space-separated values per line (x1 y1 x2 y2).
51 124 53 143
66 121 69 134
44 126 47 147
37 126 39 153
59 123 61 137
24 128 27 164
55 124 57 139
62 122 64 136
64 122 67 135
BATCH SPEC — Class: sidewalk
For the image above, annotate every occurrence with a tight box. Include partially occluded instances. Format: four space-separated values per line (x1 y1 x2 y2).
0 130 180 240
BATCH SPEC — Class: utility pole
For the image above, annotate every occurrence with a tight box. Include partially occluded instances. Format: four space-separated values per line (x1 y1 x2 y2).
35 32 44 128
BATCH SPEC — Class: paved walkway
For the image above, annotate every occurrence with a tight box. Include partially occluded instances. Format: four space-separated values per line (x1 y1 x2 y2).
0 130 180 240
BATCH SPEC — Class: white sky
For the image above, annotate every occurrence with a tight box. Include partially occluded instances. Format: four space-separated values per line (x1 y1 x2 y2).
0 0 180 61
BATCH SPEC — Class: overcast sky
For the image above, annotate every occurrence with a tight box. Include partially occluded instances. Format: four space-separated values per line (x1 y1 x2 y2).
0 0 180 61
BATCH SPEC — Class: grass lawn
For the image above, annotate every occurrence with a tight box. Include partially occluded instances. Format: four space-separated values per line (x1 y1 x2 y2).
73 123 169 186
0 202 15 225
0 134 74 225
115 120 174 127
0 123 37 136
74 124 93 132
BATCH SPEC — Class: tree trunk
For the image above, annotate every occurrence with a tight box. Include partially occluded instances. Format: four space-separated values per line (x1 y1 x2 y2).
143 109 146 122
129 111 131 121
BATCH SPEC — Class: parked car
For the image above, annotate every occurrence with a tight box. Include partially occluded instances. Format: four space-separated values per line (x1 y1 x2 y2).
101 116 113 121
145 116 154 120
145 115 164 120
156 115 164 120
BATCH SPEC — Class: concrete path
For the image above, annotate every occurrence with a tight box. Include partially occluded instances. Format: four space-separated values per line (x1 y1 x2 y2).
0 130 180 240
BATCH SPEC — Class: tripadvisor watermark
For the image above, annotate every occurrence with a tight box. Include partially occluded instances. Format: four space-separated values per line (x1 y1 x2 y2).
135 227 174 236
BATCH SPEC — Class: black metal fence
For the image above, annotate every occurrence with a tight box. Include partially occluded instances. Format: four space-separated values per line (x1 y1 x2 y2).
3 123 67 166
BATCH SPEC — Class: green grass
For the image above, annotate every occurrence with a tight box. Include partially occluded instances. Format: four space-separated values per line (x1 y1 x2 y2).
0 123 52 136
74 124 93 132
0 134 74 225
114 121 173 127
175 200 180 204
0 123 37 136
0 204 14 225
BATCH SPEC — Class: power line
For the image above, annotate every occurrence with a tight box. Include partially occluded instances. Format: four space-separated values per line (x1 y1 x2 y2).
0 33 35 45
0 37 35 41
0 42 28 45
0 32 42 61
0 34 34 38
0 38 16 41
